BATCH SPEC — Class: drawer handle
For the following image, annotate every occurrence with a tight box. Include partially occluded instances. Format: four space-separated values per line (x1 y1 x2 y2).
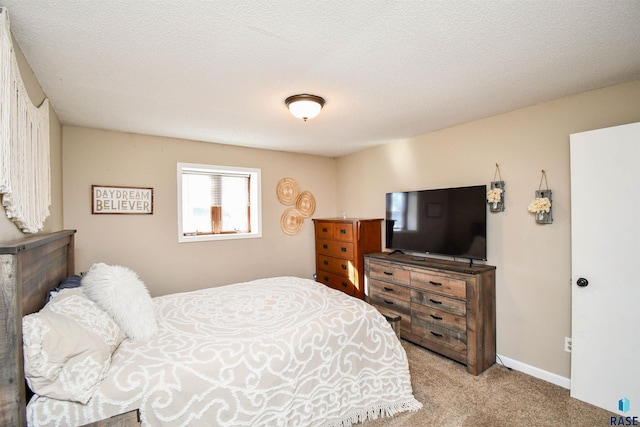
383 299 395 305
430 331 444 338
429 299 442 305
383 286 394 291
383 271 393 276
430 314 443 320
341 282 348 288
429 281 442 286
341 247 347 252
323 244 328 249
323 276 329 281
322 227 328 232
340 229 347 234
323 260 329 265
341 264 347 270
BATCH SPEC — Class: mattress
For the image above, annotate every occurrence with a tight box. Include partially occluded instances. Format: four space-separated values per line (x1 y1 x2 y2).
27 276 421 426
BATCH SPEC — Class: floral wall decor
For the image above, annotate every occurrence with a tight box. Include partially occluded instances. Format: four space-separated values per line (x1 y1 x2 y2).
528 170 552 224
487 163 505 212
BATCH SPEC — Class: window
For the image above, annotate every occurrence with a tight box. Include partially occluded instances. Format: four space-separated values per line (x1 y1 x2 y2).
177 163 261 242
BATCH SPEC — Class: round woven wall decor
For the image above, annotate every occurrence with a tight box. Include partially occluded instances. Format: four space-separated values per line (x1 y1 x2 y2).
280 208 305 235
295 191 316 218
276 177 300 206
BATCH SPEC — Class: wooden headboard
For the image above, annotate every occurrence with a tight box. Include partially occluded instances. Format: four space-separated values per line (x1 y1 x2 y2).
0 230 76 427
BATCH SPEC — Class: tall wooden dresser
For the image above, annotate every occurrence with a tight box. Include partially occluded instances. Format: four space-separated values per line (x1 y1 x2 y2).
313 218 382 299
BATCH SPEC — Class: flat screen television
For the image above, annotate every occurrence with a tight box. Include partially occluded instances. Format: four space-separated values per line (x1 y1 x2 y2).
385 185 487 261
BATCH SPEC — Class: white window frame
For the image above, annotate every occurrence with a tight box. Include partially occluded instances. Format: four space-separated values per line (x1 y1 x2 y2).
177 162 262 243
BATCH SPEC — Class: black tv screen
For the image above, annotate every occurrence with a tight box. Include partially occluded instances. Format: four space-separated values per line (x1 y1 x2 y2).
385 185 487 260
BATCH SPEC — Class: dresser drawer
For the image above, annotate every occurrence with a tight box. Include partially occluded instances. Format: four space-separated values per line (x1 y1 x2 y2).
317 270 357 297
412 301 466 334
368 260 410 286
411 270 466 298
318 254 351 277
373 304 411 334
411 289 466 317
411 317 467 357
332 222 355 241
314 221 334 239
315 221 354 242
370 292 411 317
369 278 410 302
316 240 354 259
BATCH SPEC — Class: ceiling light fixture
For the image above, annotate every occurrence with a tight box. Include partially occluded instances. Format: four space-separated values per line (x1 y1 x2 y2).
285 94 325 121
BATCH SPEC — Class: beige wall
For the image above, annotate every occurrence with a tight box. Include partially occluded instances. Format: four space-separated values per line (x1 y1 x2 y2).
62 127 336 296
0 38 63 242
336 79 640 380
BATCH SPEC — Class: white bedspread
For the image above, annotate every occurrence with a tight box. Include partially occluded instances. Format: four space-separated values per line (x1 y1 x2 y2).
27 276 421 426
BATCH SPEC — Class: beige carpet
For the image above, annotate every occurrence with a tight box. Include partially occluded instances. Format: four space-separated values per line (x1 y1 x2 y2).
362 340 615 427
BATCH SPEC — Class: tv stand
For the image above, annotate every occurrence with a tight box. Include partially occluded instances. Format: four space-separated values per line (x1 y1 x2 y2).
389 249 405 255
364 252 496 375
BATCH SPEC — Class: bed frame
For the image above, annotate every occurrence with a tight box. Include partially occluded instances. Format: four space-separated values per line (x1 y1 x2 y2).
0 230 76 426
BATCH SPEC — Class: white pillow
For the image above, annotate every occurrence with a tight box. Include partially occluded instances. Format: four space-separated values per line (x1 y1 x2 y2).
22 289 124 403
81 263 158 341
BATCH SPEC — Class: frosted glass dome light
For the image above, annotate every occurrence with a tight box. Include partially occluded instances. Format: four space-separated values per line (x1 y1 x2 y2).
285 94 325 121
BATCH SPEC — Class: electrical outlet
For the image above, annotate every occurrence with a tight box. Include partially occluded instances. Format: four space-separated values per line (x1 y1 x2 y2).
564 337 572 353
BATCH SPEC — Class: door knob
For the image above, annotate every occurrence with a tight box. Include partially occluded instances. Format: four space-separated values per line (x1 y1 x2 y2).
576 278 589 287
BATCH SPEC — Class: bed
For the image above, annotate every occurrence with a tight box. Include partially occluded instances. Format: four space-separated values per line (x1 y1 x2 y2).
0 231 421 426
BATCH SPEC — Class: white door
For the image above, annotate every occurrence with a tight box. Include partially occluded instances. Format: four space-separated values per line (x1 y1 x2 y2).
570 122 640 414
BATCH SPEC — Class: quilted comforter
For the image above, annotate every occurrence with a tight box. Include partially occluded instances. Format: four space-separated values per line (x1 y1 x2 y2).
27 276 421 426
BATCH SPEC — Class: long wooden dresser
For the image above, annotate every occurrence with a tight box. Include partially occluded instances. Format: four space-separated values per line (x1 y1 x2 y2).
313 218 382 300
365 252 496 375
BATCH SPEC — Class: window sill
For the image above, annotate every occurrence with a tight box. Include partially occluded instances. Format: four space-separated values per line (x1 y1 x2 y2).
178 232 262 243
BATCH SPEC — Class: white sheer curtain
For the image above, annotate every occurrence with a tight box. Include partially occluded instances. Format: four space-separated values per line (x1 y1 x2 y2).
0 8 50 233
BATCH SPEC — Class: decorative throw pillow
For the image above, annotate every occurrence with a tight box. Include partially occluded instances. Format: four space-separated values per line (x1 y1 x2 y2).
81 263 158 341
22 289 124 404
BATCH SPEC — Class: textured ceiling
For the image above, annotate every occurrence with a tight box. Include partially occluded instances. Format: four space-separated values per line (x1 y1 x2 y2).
2 1 640 157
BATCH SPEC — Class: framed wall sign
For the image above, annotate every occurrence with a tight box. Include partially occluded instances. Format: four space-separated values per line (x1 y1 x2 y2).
92 185 154 214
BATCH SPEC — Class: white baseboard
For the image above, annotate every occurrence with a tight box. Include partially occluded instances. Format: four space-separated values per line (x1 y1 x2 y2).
496 354 571 389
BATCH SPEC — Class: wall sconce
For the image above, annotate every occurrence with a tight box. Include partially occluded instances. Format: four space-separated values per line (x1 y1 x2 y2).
487 163 505 212
285 94 325 121
528 170 553 224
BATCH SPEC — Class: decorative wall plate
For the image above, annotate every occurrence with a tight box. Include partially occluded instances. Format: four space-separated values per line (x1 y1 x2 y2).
276 177 299 206
280 208 305 235
295 191 316 218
